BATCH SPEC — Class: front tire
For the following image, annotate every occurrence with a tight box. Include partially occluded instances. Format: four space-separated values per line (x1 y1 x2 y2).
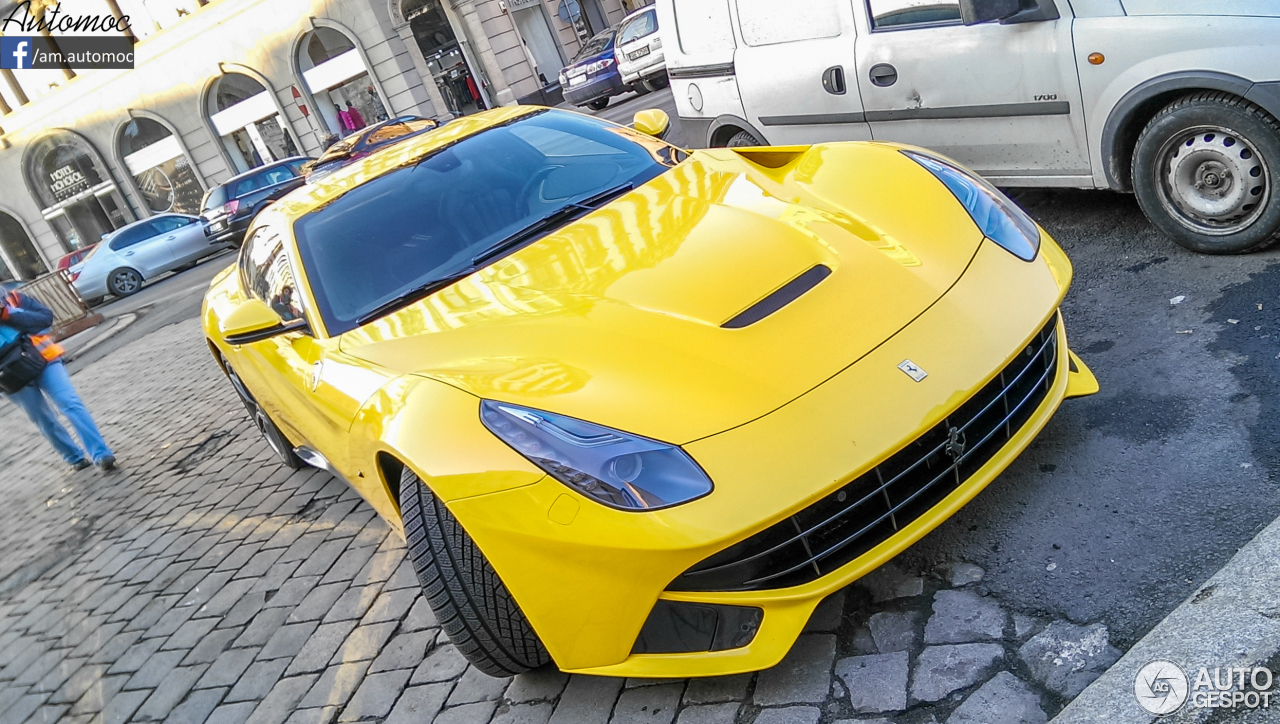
586 97 609 111
401 467 551 676
1132 92 1280 254
107 268 143 297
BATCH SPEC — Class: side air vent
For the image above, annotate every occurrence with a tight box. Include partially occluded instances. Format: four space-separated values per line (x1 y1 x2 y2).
722 264 832 329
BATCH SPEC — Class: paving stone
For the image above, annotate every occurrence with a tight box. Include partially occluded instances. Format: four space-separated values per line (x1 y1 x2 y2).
298 661 370 709
198 648 258 689
834 652 909 715
944 562 985 587
804 590 846 632
436 701 499 724
286 584 347 624
70 673 129 715
321 586 384 624
282 707 338 724
161 686 226 724
682 673 751 705
244 675 318 724
369 630 436 674
624 678 683 689
225 659 290 703
335 669 412 721
609 682 683 724
33 656 86 695
753 634 835 706
49 663 106 705
14 650 66 688
946 671 1046 724
133 665 206 720
23 703 69 724
162 618 219 651
234 608 292 648
360 586 419 625
122 649 186 690
1017 621 1120 698
183 629 241 666
1012 615 1038 641
409 643 469 684
205 702 257 724
448 666 512 706
284 621 358 676
263 576 321 610
856 565 924 603
108 638 166 675
675 703 738 724
868 612 920 654
910 643 1004 702
259 622 319 661
548 676 625 724
923 590 1006 645
401 597 438 632
100 688 150 724
382 683 451 724
1 694 49 724
506 669 570 704
218 593 267 629
88 630 144 666
329 621 397 665
754 706 821 724
493 702 555 724
849 627 878 655
831 719 894 724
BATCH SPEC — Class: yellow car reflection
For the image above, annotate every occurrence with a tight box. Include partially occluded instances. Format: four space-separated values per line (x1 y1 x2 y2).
203 106 1098 679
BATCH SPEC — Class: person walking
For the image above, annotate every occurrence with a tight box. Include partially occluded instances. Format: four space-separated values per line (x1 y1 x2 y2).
1 289 115 471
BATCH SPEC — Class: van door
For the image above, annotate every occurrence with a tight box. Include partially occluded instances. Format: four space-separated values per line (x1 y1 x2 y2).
851 0 1089 185
731 0 872 145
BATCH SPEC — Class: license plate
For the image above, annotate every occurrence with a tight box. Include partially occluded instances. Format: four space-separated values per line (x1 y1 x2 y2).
628 47 650 61
567 73 586 87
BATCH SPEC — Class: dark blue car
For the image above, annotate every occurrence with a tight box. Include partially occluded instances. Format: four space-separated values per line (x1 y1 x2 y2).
559 28 626 111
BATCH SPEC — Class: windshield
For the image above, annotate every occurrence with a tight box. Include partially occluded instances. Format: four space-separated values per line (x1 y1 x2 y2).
294 110 679 335
575 30 614 60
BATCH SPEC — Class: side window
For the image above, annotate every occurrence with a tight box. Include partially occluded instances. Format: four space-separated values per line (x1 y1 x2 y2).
109 223 157 251
866 0 962 29
287 159 310 175
241 227 304 322
672 0 734 55
262 167 296 186
619 10 657 44
736 0 841 45
150 216 187 234
232 175 262 197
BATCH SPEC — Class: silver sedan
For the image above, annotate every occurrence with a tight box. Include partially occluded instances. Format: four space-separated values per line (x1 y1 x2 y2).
70 214 229 301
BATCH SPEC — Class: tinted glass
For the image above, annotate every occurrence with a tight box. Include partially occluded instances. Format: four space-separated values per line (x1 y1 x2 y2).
241 227 304 322
150 216 189 233
866 0 961 28
109 223 157 251
575 30 614 60
619 10 657 44
294 110 678 335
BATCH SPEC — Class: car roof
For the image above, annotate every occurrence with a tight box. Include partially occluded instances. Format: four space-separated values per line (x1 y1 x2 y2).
216 156 311 187
263 106 548 224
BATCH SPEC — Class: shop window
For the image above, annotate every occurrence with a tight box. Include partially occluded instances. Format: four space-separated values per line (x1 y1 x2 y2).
297 27 389 140
207 72 300 174
118 117 205 215
0 213 48 280
23 130 133 252
402 0 489 115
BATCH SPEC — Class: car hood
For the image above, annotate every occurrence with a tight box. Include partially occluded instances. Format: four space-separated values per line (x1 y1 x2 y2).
339 143 987 444
1120 0 1280 16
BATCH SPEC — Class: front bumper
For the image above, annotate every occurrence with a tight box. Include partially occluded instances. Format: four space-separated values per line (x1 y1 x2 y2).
447 237 1095 677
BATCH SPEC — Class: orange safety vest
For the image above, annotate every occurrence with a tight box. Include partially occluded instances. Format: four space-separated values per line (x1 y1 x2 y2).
4 292 63 362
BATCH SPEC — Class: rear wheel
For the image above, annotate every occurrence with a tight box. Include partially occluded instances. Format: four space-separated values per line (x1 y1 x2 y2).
107 268 143 297
586 97 609 111
632 81 653 96
641 75 668 92
726 129 764 148
1132 92 1280 254
401 466 551 676
221 354 303 470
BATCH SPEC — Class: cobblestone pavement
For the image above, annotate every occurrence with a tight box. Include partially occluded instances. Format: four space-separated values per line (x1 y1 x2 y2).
0 321 1124 724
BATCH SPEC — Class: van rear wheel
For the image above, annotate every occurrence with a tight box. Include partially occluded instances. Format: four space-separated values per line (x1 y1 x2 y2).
725 130 764 148
1132 92 1280 254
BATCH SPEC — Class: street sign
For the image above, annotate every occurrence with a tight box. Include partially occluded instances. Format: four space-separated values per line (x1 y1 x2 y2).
557 0 582 23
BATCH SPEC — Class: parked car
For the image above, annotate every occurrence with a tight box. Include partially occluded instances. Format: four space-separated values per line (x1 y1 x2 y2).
56 245 96 272
201 157 312 247
615 5 667 94
659 0 1280 254
560 27 626 111
72 214 226 300
304 116 441 182
205 105 1097 679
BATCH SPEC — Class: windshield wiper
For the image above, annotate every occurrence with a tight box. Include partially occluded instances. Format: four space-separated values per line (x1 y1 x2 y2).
355 266 479 326
470 182 635 267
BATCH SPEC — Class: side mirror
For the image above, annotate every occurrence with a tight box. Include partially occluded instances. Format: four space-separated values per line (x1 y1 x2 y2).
633 109 671 139
220 298 308 345
959 0 1020 24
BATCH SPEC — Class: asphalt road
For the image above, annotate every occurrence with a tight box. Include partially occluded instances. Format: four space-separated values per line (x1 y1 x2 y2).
72 89 1280 651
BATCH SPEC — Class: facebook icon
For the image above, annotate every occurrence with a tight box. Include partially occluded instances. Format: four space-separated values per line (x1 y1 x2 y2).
0 37 35 69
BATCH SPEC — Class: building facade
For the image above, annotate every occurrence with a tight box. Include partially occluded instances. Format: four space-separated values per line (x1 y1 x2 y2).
0 0 648 282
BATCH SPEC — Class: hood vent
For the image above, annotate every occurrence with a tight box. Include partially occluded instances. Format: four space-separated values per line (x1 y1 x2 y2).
722 264 832 329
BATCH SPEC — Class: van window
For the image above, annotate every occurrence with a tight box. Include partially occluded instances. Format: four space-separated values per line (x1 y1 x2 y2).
866 0 962 29
672 0 734 55
736 0 840 46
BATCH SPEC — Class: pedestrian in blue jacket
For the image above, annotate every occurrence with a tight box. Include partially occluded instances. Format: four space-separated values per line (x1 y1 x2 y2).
1 290 116 471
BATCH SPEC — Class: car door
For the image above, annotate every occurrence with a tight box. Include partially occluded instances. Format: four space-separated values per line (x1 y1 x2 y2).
113 221 178 278
851 0 1090 184
147 215 203 266
731 0 872 145
232 226 362 474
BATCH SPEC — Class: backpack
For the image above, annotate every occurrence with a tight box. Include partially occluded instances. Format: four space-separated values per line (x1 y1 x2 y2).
0 325 47 394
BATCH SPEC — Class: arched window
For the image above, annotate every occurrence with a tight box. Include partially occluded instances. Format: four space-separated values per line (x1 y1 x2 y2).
118 117 205 215
401 0 489 116
23 130 133 251
0 212 49 281
297 27 388 138
206 72 300 174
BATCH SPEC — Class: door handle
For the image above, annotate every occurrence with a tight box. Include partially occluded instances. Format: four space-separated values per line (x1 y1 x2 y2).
869 63 898 87
166 235 176 240
124 251 134 256
822 66 846 95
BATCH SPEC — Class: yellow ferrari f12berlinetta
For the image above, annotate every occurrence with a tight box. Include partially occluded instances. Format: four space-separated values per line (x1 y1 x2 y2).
204 105 1098 679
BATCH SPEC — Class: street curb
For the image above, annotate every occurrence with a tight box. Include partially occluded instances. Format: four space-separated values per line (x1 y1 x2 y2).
60 312 137 362
1052 513 1280 723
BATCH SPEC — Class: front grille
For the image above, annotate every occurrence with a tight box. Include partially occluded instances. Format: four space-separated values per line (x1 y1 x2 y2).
670 316 1059 592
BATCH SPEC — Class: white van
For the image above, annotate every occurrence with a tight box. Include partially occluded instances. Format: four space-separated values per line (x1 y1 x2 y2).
657 0 1280 254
